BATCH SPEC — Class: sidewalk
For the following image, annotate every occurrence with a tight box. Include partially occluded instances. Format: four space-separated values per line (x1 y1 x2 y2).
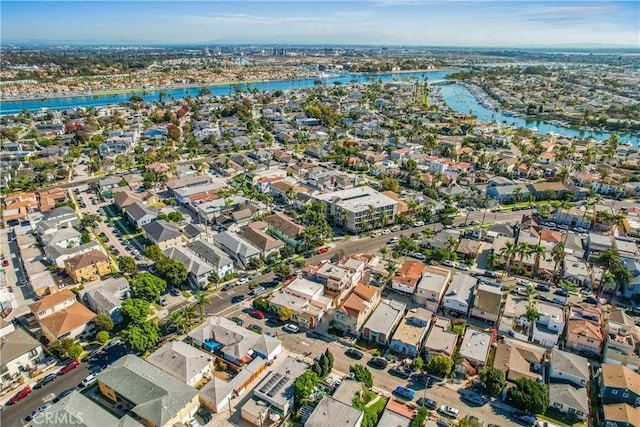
0 362 60 406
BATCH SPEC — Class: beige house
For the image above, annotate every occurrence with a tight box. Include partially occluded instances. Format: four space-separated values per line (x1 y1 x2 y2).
333 284 381 333
566 319 604 357
28 290 96 342
470 284 503 325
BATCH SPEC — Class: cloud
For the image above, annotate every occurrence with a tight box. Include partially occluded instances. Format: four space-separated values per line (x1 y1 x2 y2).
178 13 318 26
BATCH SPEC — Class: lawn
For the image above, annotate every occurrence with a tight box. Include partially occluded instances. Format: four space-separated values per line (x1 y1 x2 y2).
539 409 586 427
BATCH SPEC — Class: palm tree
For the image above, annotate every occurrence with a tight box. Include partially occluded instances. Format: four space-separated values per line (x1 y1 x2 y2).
530 244 546 277
486 252 498 270
379 245 389 261
499 241 517 276
180 305 196 326
384 262 399 286
512 186 522 204
195 292 211 318
551 244 566 283
516 242 531 265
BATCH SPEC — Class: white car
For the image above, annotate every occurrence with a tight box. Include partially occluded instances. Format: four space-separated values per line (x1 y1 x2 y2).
26 403 52 421
441 260 457 268
283 323 299 333
371 232 381 238
439 405 459 418
413 221 425 227
237 278 249 285
455 263 470 271
382 229 391 235
80 374 96 387
186 418 203 427
517 279 531 287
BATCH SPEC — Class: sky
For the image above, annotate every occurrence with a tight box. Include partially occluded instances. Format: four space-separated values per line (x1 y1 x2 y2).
2 1 639 47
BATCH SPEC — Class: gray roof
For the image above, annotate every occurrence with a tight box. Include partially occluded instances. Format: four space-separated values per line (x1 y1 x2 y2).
550 348 590 382
124 202 156 222
80 277 130 315
33 392 121 427
362 299 406 336
0 325 41 365
142 219 181 243
163 246 214 278
254 356 308 408
45 240 102 262
146 341 213 384
43 228 81 247
549 383 589 414
186 240 233 269
198 376 234 407
213 231 260 259
182 223 202 239
188 316 281 361
43 206 76 221
376 409 411 427
305 396 363 427
98 355 198 426
459 329 492 363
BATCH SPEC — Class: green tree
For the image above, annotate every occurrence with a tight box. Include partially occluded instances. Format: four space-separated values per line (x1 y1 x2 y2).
424 355 453 377
157 259 187 288
349 364 373 388
117 256 137 276
413 356 424 371
324 348 334 370
122 320 160 354
507 377 549 414
143 245 164 263
195 292 210 318
68 344 84 360
279 245 294 259
294 371 319 404
120 298 151 324
93 313 114 332
167 211 183 223
131 272 167 302
248 257 264 270
96 330 110 344
381 176 401 192
48 338 76 358
278 306 295 322
479 367 506 396
273 264 291 281
252 297 269 311
410 407 429 427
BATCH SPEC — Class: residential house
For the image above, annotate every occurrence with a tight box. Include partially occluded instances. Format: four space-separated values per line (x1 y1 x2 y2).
391 260 426 295
599 364 640 407
486 184 530 204
533 301 565 348
313 186 398 234
493 338 544 382
64 249 111 284
549 348 589 388
459 329 492 368
163 246 214 289
98 355 200 426
146 341 214 387
566 319 604 357
79 277 130 324
263 212 304 247
189 316 282 364
305 396 364 427
548 383 589 421
423 318 458 359
166 176 212 194
241 356 308 422
470 283 503 325
311 263 352 299
186 240 235 279
601 403 640 427
31 392 121 426
442 273 476 318
0 320 45 388
604 309 640 369
28 289 95 342
36 188 68 212
142 220 183 250
268 278 332 329
563 255 592 287
413 266 451 312
42 227 81 250
124 202 157 228
389 308 432 357
212 231 260 270
361 299 406 346
333 284 381 334
242 222 285 260
498 295 532 342
45 240 105 269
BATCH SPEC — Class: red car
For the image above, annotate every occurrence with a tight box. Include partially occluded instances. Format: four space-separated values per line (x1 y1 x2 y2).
249 310 266 320
317 247 328 254
58 360 79 375
8 387 32 404
2 259 9 267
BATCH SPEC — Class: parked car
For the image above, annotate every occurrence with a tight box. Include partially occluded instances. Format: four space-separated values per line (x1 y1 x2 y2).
52 387 76 403
170 287 181 296
584 296 599 305
382 229 391 235
390 366 413 379
439 405 460 418
517 279 531 286
441 260 457 267
231 295 245 303
231 317 244 326
34 373 57 389
536 284 551 292
554 288 569 297
2 260 9 267
249 310 266 320
8 387 32 404
552 297 566 305
455 263 470 271
413 221 425 227
160 297 168 306
186 418 204 427
411 373 435 387
417 397 438 410
250 286 266 296
283 323 299 333
345 348 364 360
369 357 388 369
237 278 249 285
483 270 498 279
25 403 52 421
535 294 552 302
393 386 415 400
58 360 79 375
513 412 536 425
80 374 96 388
463 391 484 405
387 237 400 245
317 247 329 254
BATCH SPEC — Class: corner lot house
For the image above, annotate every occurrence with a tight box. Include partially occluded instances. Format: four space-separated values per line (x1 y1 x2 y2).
98 355 199 426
